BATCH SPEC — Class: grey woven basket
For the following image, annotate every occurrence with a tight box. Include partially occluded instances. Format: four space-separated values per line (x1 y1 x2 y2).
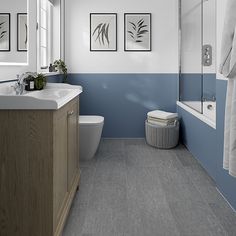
145 120 179 149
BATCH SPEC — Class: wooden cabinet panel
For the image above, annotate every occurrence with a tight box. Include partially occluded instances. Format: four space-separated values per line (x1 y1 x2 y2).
67 99 78 190
0 111 53 236
53 109 68 232
0 97 80 236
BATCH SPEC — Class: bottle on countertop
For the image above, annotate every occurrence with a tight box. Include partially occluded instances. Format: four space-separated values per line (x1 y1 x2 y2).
25 75 35 91
49 63 54 72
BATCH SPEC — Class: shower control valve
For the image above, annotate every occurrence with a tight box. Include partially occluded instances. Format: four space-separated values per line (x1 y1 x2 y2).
202 44 212 66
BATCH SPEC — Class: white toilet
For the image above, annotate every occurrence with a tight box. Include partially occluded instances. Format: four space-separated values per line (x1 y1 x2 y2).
79 115 104 160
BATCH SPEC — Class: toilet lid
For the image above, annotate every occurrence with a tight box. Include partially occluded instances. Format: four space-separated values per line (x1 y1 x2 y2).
79 115 104 124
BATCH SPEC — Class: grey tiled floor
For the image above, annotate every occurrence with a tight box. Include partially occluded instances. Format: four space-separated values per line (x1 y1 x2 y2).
63 139 236 236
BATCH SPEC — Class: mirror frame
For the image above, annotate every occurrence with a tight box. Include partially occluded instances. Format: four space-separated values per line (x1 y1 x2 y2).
0 0 65 81
0 0 37 81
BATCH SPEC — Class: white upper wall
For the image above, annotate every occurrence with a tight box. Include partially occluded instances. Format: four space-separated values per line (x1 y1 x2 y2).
180 0 216 74
203 0 216 74
65 0 179 73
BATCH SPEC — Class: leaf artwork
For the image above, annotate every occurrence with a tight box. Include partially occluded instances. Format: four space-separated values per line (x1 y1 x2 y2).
92 22 110 47
0 21 6 40
128 18 148 43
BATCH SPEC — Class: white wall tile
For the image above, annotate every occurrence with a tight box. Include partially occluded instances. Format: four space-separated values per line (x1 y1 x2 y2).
65 0 179 73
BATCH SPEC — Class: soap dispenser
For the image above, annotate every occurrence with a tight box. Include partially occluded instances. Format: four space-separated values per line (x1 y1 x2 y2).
25 75 35 91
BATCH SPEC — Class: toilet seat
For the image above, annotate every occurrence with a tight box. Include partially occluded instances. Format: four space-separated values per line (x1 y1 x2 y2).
79 115 104 124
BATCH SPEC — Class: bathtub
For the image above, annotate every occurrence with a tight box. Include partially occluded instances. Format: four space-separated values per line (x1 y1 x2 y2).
203 101 216 123
177 101 216 129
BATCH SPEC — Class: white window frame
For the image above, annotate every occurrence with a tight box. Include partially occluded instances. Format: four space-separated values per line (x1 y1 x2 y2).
37 0 53 72
37 0 65 73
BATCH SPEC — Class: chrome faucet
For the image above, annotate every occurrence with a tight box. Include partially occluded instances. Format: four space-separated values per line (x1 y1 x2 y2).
13 72 37 95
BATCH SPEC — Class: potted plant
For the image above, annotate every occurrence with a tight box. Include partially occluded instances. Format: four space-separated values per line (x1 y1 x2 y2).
34 73 47 90
53 59 68 83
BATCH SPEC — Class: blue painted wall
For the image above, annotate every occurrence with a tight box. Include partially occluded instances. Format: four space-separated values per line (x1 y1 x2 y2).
49 73 236 209
3 73 236 209
203 74 216 100
178 79 236 210
180 73 216 102
178 106 217 180
66 73 178 137
180 73 202 102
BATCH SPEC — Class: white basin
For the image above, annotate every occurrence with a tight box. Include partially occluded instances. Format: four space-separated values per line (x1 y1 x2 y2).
0 82 83 110
0 82 16 95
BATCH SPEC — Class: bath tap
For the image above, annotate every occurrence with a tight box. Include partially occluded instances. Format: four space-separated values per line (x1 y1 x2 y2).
13 72 37 95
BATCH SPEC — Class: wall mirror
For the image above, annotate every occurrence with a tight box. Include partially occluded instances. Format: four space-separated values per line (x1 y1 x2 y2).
0 0 28 65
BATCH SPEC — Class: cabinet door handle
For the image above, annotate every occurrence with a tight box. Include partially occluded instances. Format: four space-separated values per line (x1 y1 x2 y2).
68 110 74 116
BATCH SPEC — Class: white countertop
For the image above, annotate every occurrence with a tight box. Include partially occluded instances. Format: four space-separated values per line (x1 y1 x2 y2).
0 82 83 110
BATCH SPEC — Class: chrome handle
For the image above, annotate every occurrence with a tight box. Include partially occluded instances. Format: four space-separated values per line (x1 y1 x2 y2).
68 110 74 116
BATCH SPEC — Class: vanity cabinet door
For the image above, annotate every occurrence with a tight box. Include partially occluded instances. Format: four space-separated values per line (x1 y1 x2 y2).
53 97 80 235
67 99 79 190
53 108 68 232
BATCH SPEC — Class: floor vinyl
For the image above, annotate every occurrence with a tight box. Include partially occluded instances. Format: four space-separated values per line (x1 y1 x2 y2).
63 139 236 236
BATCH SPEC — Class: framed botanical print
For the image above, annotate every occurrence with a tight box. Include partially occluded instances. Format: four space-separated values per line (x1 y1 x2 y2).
124 13 151 51
0 13 10 51
17 13 28 51
90 13 117 51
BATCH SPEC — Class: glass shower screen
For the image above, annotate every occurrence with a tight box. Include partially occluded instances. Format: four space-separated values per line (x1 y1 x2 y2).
179 0 203 113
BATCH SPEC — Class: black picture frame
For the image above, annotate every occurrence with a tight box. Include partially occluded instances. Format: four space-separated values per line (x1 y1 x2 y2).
90 13 117 51
0 13 11 51
124 13 152 52
17 13 28 52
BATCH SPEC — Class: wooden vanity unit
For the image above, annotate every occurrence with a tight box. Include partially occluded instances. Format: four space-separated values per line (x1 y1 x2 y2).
0 97 80 236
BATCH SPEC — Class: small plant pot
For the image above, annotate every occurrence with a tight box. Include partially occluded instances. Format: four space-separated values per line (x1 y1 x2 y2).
34 74 47 90
53 59 68 83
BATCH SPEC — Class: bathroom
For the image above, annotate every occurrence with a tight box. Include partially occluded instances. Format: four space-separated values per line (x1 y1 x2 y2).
0 0 236 235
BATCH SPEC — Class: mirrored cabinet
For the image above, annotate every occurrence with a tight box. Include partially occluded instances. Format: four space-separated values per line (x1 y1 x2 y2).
0 0 64 81
0 0 28 65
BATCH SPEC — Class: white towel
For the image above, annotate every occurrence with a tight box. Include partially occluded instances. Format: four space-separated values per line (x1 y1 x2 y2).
147 110 178 120
147 116 177 126
219 0 236 78
224 79 236 177
220 0 236 177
